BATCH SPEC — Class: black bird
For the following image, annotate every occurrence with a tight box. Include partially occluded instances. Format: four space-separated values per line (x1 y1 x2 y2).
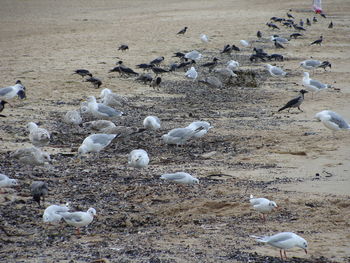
118 44 129 51
136 63 152 71
306 18 311 26
270 17 284 22
318 61 332 71
30 181 48 207
313 16 318 23
0 100 8 117
150 56 165 66
266 22 280 30
221 44 232 54
278 90 308 112
293 24 306 31
274 39 285 49
73 69 92 78
136 73 153 84
201 57 218 72
290 33 303 39
287 12 295 19
310 35 323 45
172 52 185 58
121 67 139 76
17 89 26 99
299 19 304 26
177 60 195 71
150 65 168 75
282 21 293 27
85 77 102 88
231 44 240 52
177 27 188 35
249 54 266 62
268 54 284 61
150 77 162 89
257 31 262 38
328 21 333 28
321 13 327 18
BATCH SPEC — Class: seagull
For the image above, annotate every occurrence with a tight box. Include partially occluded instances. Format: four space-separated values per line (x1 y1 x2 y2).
0 80 26 101
0 173 18 192
213 67 237 79
30 181 48 207
186 121 212 138
257 31 262 38
199 76 223 89
128 149 150 168
200 33 209 43
162 127 204 146
150 56 165 66
265 64 286 77
185 50 202 61
271 35 288 43
85 77 102 89
251 232 308 259
118 44 129 51
310 35 323 45
87 96 123 119
11 147 51 166
177 26 188 35
100 88 127 108
328 21 333 28
73 69 92 78
63 110 83 125
43 204 70 225
278 90 308 113
299 59 323 70
302 72 329 96
0 100 8 117
240 40 250 47
27 122 50 147
60 208 96 235
185 66 198 80
78 134 119 155
315 110 350 131
83 120 116 132
250 194 278 220
160 172 199 184
143 116 161 130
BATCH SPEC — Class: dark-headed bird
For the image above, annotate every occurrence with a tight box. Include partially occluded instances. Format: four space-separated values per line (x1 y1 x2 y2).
290 33 303 39
31 181 48 207
318 61 331 71
313 16 318 23
151 65 168 75
257 31 262 38
177 26 188 35
306 18 311 26
231 44 240 52
0 100 8 117
136 63 152 71
321 13 327 18
85 77 102 89
73 69 92 78
310 35 323 45
118 44 129 51
150 56 165 66
150 77 162 89
201 57 218 72
278 90 308 113
293 24 306 31
328 21 333 28
221 44 232 54
287 12 294 19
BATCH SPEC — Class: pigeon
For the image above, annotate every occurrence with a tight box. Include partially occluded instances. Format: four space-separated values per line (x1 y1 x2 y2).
128 149 150 168
143 116 161 130
251 232 308 259
78 134 119 155
278 90 308 113
27 122 50 147
160 172 199 184
60 208 97 235
177 27 188 35
30 181 48 206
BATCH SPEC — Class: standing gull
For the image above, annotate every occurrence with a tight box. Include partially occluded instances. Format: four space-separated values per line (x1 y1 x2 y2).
265 64 286 77
185 67 198 80
200 34 209 43
87 96 123 119
250 194 278 221
227 60 239 70
143 116 161 130
78 134 119 155
61 208 97 235
302 72 329 97
128 149 150 168
315 110 350 131
185 50 202 61
99 88 127 108
278 90 308 113
162 127 204 146
27 122 51 147
0 80 26 101
43 204 70 225
63 110 82 125
160 172 199 184
251 232 308 259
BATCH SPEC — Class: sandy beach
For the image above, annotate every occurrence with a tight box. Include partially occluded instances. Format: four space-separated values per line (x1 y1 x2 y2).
0 0 349 262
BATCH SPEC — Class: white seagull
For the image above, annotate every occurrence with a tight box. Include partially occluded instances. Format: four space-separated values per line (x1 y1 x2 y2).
251 232 308 259
162 127 204 146
43 204 70 225
185 50 202 61
63 110 83 125
185 67 198 80
128 149 150 168
302 72 329 96
315 110 350 131
11 147 51 166
270 35 289 43
200 34 209 43
299 59 322 70
0 173 18 192
240 40 250 47
265 64 286 77
87 96 123 119
250 194 278 221
143 116 161 130
78 134 118 155
186 121 213 138
27 122 50 147
60 207 97 235
227 60 240 70
160 172 199 184
99 88 127 108
0 80 26 101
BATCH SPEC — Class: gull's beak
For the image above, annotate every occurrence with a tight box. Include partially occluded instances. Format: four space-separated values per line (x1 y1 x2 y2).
304 249 308 254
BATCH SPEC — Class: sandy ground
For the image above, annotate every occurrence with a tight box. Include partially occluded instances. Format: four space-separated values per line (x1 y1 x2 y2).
0 0 349 262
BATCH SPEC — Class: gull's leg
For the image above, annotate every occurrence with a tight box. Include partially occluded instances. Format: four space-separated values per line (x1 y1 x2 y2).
280 250 283 259
284 250 287 259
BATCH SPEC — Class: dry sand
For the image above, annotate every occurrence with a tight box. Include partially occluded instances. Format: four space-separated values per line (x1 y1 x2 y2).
0 0 349 262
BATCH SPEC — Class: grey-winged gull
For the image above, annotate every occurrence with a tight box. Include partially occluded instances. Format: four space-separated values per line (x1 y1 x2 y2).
160 172 199 184
302 72 329 96
0 80 26 101
11 146 51 166
128 149 150 168
60 207 96 235
315 110 350 131
143 116 161 130
162 127 204 146
186 121 212 138
99 88 128 108
185 50 202 61
185 67 198 80
265 64 286 77
251 232 308 259
43 204 70 224
200 33 209 43
250 194 278 221
78 133 118 155
63 110 83 125
27 122 51 147
87 96 123 119
0 173 18 192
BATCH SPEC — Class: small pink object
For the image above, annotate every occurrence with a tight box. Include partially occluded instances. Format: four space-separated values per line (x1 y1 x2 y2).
312 0 323 14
